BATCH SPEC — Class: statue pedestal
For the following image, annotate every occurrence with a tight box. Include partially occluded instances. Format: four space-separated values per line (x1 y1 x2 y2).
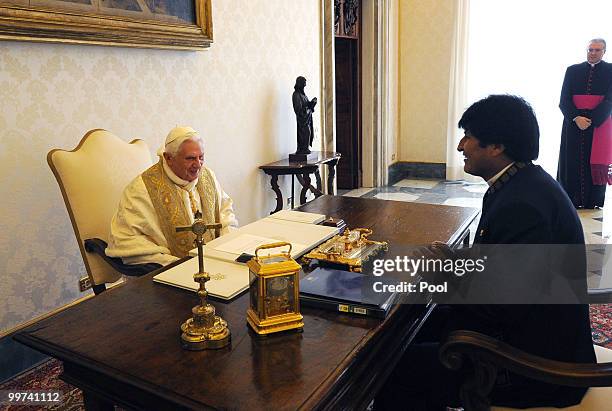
289 152 318 162
259 151 342 213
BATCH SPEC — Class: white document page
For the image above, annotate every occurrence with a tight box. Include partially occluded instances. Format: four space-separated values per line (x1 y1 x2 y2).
213 234 297 256
268 209 326 224
153 257 249 300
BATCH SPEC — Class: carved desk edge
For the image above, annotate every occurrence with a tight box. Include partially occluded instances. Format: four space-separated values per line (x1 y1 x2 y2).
301 303 436 410
13 333 201 410
13 283 432 411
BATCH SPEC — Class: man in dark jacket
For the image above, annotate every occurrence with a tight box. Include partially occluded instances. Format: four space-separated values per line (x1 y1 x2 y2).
376 95 595 410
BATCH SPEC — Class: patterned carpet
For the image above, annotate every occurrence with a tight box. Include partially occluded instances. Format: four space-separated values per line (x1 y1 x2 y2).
590 304 612 348
0 359 82 411
1 304 611 410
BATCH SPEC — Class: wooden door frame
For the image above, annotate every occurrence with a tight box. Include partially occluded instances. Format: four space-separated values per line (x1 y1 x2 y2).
319 0 397 189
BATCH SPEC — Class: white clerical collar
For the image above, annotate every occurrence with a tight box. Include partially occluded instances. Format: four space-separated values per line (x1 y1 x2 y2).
487 162 515 186
161 156 199 190
589 60 602 68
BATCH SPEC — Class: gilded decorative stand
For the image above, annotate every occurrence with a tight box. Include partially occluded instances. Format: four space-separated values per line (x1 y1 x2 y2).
177 220 231 350
302 228 388 272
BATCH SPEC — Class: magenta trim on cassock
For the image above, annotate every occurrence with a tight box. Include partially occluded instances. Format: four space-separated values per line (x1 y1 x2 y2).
573 94 612 185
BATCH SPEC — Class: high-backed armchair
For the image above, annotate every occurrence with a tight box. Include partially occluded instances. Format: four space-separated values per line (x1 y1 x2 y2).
47 129 155 294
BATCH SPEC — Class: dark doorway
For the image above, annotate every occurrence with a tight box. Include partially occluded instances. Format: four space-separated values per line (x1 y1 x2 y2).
334 0 361 189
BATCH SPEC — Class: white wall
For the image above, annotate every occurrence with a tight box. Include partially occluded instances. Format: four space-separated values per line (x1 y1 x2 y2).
0 0 321 333
398 0 454 163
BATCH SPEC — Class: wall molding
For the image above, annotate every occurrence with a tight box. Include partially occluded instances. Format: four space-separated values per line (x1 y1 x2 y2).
0 293 95 340
0 292 95 383
388 161 446 185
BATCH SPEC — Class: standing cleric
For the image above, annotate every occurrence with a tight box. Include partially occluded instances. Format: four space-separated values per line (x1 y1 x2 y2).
557 38 612 208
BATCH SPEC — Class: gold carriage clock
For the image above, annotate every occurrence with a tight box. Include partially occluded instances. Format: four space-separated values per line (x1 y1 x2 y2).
246 242 304 335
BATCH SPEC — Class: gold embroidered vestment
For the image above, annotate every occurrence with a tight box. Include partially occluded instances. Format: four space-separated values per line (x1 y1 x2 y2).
141 161 220 257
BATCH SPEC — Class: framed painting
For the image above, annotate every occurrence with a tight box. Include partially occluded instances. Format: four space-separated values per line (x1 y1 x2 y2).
0 0 212 50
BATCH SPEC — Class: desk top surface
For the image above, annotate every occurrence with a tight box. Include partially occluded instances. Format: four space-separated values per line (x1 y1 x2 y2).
16 196 478 410
259 151 341 170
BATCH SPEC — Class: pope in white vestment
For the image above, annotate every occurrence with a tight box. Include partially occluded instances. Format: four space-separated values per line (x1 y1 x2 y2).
106 126 238 267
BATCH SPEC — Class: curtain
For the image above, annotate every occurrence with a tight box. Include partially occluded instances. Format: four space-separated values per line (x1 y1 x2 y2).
445 0 476 181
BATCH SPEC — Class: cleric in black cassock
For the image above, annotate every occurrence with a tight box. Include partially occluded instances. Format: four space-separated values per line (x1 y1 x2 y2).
557 38 612 208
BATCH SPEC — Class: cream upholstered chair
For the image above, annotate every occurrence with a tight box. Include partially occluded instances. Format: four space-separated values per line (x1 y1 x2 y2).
492 345 612 411
440 330 612 411
48 129 154 294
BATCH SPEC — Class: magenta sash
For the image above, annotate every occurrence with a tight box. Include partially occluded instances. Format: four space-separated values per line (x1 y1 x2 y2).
573 94 612 185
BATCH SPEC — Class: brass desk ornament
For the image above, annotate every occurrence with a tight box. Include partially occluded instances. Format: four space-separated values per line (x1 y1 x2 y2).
302 227 388 272
177 220 231 350
247 242 304 336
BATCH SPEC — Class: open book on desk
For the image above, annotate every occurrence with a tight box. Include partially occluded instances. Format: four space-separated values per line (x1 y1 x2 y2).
155 216 340 300
153 256 249 301
190 217 340 262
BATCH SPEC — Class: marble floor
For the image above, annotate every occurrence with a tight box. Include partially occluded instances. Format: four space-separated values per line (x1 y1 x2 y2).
340 178 612 290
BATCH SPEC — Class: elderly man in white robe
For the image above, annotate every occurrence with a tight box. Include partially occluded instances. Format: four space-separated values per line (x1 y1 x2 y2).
106 126 238 267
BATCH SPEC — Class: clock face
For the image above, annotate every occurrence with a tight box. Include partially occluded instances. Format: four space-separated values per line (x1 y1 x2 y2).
264 276 295 317
269 277 288 291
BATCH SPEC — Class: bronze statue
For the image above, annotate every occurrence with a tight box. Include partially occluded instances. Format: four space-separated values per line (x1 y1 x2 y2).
292 76 317 155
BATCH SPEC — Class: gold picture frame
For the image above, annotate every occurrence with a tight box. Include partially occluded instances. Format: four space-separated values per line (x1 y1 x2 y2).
0 0 212 50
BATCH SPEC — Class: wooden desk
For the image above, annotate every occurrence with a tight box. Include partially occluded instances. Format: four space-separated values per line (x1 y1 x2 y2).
15 196 478 410
259 152 341 214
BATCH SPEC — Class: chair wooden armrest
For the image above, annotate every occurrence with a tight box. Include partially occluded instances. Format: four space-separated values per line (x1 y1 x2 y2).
439 330 612 411
84 238 162 282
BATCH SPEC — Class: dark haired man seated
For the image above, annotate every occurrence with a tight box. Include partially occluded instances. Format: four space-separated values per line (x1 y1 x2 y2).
376 95 595 410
